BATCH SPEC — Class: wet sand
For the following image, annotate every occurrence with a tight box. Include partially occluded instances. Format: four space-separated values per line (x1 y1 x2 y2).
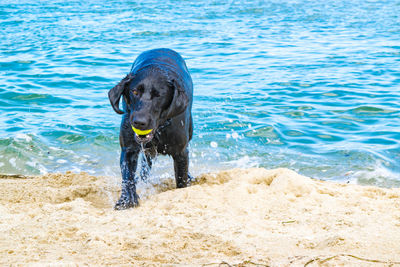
1 168 400 266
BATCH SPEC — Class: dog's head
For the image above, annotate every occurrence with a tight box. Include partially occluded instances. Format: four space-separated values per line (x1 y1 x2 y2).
108 68 189 143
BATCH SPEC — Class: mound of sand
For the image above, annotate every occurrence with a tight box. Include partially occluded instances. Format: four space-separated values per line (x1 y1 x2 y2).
1 168 400 266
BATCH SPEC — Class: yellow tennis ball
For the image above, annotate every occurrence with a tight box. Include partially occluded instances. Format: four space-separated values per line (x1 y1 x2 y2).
131 126 153 135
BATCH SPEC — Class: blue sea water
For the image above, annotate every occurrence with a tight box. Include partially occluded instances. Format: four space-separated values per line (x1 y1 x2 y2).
0 0 399 187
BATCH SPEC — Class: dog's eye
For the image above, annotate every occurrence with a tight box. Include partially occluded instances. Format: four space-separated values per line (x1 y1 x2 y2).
133 85 144 96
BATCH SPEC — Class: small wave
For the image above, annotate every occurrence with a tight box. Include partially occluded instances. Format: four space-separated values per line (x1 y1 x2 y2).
1 91 72 105
351 161 400 188
351 106 397 115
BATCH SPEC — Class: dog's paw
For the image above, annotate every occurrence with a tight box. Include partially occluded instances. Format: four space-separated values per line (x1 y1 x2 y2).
114 196 139 210
114 190 139 210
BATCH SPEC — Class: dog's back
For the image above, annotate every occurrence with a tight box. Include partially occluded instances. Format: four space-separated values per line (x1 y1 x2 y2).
130 49 191 87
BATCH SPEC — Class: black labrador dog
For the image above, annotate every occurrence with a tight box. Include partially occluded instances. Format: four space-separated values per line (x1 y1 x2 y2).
108 48 193 210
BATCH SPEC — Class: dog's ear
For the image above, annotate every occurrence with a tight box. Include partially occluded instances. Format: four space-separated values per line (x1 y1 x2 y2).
108 74 132 114
162 79 189 119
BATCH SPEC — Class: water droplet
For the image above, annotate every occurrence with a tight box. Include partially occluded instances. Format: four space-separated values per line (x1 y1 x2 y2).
210 141 218 148
9 158 16 167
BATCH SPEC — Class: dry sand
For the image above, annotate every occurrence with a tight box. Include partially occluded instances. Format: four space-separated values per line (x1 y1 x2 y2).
1 168 400 266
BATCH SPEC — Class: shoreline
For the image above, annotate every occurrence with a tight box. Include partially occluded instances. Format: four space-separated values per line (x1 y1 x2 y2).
1 168 400 266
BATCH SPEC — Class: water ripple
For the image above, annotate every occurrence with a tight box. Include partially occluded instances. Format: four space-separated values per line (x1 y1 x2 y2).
0 0 399 184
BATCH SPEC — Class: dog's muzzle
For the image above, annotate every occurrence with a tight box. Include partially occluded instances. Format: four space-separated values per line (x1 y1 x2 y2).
132 126 154 143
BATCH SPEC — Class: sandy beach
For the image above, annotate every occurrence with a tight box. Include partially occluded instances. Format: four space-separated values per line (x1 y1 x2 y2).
1 168 400 266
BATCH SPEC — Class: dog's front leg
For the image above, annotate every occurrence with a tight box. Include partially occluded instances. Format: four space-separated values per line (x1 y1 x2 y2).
173 148 189 188
114 147 140 210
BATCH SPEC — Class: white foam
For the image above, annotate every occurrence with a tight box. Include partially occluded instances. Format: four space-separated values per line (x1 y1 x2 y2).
26 161 36 168
72 166 83 173
223 155 260 169
352 160 400 186
38 165 48 174
15 133 32 142
210 141 218 148
9 158 16 167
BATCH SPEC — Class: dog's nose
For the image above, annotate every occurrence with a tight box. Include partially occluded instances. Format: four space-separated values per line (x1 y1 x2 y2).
132 118 148 130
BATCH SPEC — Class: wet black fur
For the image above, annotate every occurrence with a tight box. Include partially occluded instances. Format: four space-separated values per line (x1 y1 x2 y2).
108 48 193 210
